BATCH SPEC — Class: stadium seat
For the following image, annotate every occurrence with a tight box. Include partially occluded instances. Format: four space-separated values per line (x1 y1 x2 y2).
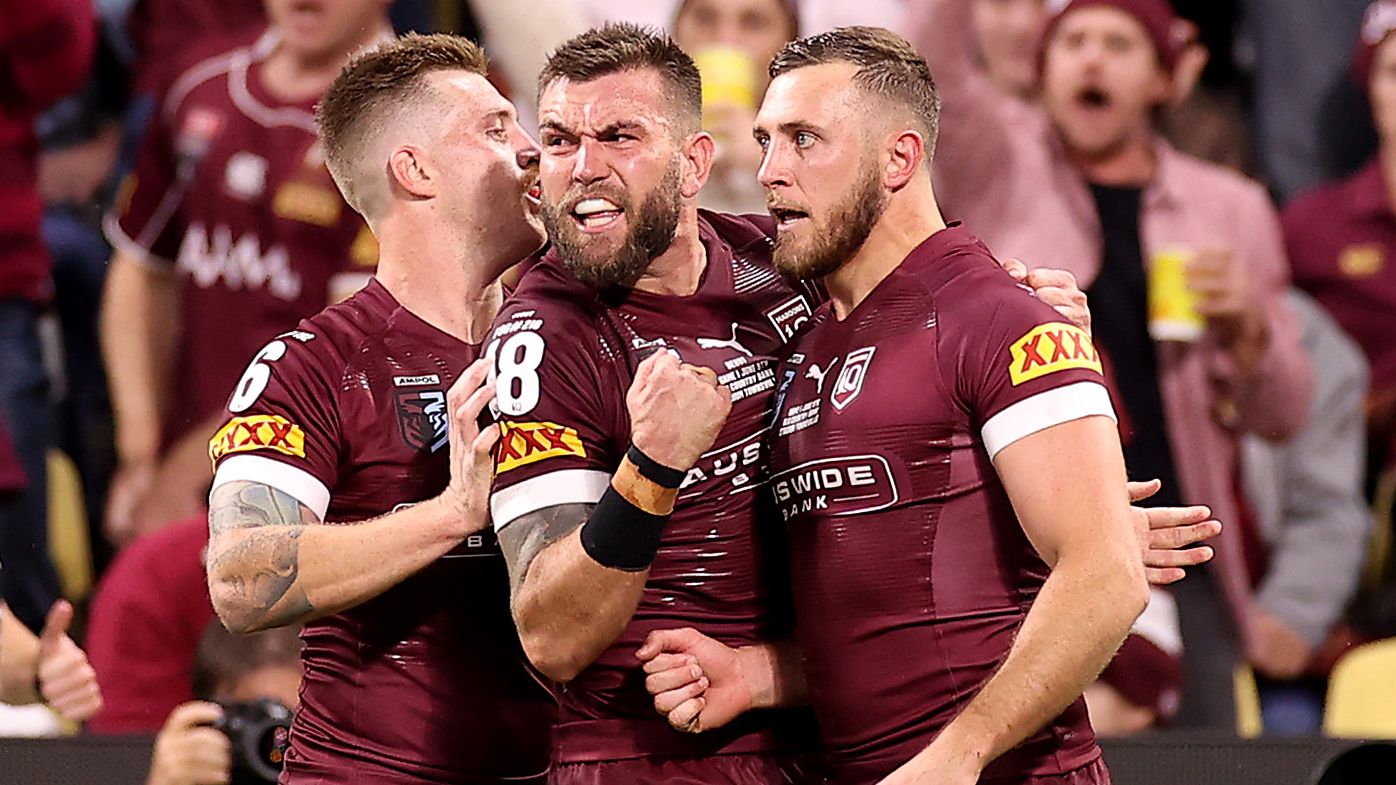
1235 664 1263 738
46 450 92 602
1324 638 1396 738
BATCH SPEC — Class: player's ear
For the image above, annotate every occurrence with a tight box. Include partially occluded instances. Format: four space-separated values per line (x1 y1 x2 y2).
680 131 715 199
388 145 436 200
884 129 924 191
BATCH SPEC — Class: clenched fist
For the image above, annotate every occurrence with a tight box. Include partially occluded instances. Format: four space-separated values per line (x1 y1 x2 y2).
627 352 732 471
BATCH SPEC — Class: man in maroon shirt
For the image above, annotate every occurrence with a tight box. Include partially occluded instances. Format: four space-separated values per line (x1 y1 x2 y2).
101 0 392 545
1285 0 1396 477
640 28 1174 785
489 23 1214 785
0 0 93 634
203 34 556 783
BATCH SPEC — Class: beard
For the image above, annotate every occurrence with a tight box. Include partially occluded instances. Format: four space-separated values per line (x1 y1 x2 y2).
772 164 887 281
541 161 683 290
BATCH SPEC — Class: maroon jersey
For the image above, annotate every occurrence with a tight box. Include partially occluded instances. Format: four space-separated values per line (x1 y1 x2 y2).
209 280 553 784
768 226 1116 785
486 212 819 764
106 28 379 443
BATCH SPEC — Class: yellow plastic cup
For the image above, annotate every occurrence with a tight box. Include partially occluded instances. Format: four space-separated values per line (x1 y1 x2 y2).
693 46 758 114
1148 248 1206 342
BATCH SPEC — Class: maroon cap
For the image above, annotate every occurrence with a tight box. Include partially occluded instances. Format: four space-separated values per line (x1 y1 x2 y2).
1041 0 1185 72
1353 1 1396 88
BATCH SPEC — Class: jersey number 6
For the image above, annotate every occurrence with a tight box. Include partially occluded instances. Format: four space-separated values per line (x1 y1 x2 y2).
485 331 545 416
228 339 288 413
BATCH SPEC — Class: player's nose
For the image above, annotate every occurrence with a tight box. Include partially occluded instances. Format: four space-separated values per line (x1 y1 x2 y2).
572 138 609 184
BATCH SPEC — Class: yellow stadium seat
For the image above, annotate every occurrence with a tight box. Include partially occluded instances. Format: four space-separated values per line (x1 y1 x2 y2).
46 450 92 602
1325 638 1396 738
1234 664 1263 738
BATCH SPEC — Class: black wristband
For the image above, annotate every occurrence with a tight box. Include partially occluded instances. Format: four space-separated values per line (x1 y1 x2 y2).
580 486 672 571
626 445 686 489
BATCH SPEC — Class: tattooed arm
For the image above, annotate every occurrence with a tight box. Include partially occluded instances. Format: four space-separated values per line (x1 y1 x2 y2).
207 363 501 634
498 502 658 681
207 483 486 633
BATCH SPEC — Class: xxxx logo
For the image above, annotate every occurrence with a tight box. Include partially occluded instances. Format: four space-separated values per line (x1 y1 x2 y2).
496 422 586 474
1008 323 1102 385
209 415 306 463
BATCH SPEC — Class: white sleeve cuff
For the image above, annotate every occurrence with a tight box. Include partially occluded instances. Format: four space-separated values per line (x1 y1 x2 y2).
1134 587 1184 656
490 469 611 531
211 454 332 521
981 381 1117 459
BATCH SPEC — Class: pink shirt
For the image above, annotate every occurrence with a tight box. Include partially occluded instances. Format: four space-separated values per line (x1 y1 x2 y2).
909 0 1312 647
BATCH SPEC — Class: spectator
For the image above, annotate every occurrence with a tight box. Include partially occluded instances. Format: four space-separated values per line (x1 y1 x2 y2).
969 0 1048 102
0 600 104 723
99 0 391 544
1243 0 1375 202
672 0 800 212
146 622 301 785
1285 1 1396 486
912 0 1311 729
1239 291 1373 735
86 517 214 734
0 0 96 633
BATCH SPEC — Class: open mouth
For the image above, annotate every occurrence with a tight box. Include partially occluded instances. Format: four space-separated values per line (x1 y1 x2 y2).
571 197 625 232
1076 86 1112 110
769 205 810 228
525 182 542 207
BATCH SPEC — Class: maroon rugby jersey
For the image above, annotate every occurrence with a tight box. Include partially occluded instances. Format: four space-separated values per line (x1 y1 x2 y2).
486 211 819 764
209 280 553 784
107 28 379 443
768 226 1116 785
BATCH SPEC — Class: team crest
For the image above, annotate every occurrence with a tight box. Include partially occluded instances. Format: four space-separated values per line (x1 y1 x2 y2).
395 389 449 452
831 347 876 411
765 296 813 341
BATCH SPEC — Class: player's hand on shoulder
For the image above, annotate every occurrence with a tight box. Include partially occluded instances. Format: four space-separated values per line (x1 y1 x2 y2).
442 358 501 537
1127 479 1221 585
626 352 732 472
1022 265 1091 336
148 701 232 785
637 627 746 733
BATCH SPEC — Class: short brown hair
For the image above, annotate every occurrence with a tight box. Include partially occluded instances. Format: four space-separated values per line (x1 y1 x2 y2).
317 33 490 218
539 24 702 134
192 622 301 700
769 26 941 157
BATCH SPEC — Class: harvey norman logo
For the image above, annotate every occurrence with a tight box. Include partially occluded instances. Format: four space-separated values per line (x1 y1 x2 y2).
771 454 898 522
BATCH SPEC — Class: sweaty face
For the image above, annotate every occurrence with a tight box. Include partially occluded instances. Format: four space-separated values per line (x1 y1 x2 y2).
673 0 798 82
425 72 544 266
1040 7 1170 159
756 64 889 281
972 0 1047 99
1372 37 1396 146
265 0 389 64
537 70 689 288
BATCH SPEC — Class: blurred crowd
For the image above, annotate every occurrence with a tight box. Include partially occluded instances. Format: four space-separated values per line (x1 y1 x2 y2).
4 0 1396 778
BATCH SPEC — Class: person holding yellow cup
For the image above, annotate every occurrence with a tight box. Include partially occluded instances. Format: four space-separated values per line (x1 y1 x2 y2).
672 0 800 212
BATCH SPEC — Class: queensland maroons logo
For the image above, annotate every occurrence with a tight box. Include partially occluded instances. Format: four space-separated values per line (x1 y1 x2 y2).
394 389 448 452
830 347 875 411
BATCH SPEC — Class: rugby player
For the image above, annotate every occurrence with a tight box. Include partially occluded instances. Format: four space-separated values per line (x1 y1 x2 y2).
487 23 1216 785
102 0 392 541
204 35 554 784
640 26 1210 785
